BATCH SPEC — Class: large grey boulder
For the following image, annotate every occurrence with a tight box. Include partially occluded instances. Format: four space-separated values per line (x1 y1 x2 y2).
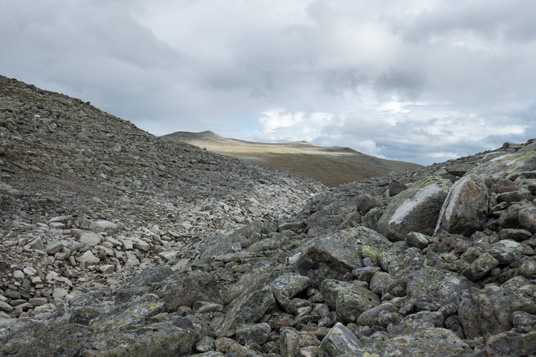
458 284 534 340
292 226 390 285
216 285 276 337
377 177 452 241
406 267 476 306
361 328 473 356
199 221 265 261
270 273 311 313
316 323 362 357
156 271 223 311
434 175 488 236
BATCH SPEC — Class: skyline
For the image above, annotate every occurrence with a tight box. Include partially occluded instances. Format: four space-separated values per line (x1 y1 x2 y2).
1 0 535 165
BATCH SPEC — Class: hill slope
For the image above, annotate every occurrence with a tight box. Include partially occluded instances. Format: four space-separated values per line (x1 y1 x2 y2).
162 131 422 187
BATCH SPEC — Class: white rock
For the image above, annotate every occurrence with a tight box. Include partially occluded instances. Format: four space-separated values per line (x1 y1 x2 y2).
23 267 37 276
13 270 24 279
89 220 118 233
99 264 115 274
76 250 100 265
53 288 68 299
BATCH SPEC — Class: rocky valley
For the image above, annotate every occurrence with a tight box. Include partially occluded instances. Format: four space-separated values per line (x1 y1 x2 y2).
0 75 535 356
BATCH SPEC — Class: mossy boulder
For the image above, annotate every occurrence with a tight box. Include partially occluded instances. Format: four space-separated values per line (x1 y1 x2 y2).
156 271 222 311
320 279 380 323
406 267 476 306
363 328 473 356
434 175 488 236
216 285 276 337
316 322 363 357
377 177 452 241
463 252 499 281
293 227 389 285
270 273 311 313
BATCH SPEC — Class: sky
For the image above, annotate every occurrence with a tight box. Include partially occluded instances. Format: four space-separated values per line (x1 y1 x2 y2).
1 0 535 165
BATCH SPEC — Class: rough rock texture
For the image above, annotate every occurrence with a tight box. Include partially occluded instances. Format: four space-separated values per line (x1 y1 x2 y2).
1 76 536 356
377 177 452 241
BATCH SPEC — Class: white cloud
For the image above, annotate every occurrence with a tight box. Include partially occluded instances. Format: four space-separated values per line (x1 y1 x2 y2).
1 0 535 166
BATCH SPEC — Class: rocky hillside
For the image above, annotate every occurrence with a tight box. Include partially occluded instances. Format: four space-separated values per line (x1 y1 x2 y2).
1 75 536 356
161 131 421 187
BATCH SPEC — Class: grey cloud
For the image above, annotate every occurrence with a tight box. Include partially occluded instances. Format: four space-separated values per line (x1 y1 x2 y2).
1 0 535 165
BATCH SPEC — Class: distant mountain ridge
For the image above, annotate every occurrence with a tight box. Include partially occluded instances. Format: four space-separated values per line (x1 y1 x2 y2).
162 130 422 187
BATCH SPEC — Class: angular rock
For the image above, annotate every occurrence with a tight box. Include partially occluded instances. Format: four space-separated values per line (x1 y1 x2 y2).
364 328 472 356
216 285 275 337
320 279 380 323
490 239 525 265
483 330 536 357
459 285 517 339
463 252 499 281
235 322 271 346
157 271 222 312
406 267 476 306
270 273 311 313
519 205 536 233
378 177 452 241
404 232 430 250
316 322 362 357
499 228 533 241
45 241 64 255
72 229 101 247
88 219 119 233
434 175 488 236
76 250 100 265
293 226 390 285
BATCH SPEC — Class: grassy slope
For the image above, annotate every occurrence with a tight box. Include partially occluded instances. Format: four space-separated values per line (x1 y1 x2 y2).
162 131 422 187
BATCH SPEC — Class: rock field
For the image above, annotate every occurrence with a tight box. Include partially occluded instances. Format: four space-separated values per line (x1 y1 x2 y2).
1 75 536 356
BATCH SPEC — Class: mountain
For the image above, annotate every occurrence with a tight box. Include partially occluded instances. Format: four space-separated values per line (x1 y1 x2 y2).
162 131 422 187
1 75 536 356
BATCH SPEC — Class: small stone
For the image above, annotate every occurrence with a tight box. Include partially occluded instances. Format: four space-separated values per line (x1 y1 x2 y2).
125 252 140 266
29 298 48 307
72 229 101 247
196 336 215 353
99 264 115 274
499 228 533 241
89 219 118 233
13 270 25 279
0 301 14 313
22 267 37 276
76 250 100 265
405 232 430 250
33 303 56 314
122 239 134 250
45 241 64 255
53 288 69 299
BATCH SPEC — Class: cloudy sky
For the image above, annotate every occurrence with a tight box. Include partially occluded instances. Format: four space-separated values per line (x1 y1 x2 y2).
1 0 535 165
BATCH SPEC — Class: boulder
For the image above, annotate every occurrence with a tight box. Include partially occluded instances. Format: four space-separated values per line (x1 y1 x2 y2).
459 285 518 339
434 175 488 236
270 273 311 313
292 227 390 285
377 177 452 241
316 323 362 357
320 279 380 323
406 267 476 306
362 328 473 356
156 271 222 311
216 285 275 337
